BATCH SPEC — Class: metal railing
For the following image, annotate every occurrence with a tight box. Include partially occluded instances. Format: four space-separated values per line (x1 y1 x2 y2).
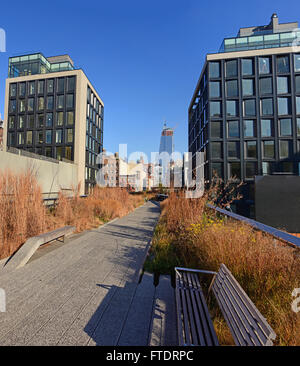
207 204 300 250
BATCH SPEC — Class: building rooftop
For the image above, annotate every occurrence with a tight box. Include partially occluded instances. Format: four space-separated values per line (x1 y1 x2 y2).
219 14 300 53
8 52 75 78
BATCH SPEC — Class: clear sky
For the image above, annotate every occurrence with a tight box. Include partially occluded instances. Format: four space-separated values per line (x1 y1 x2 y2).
1 0 300 161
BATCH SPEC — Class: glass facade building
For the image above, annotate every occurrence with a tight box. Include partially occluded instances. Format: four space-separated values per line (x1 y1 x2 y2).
188 15 300 217
4 53 104 195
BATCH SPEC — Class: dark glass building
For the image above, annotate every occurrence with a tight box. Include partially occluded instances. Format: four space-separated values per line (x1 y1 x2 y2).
188 14 300 217
3 53 104 195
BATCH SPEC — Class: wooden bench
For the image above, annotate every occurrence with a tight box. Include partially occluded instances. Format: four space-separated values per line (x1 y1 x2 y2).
3 226 75 271
175 264 277 346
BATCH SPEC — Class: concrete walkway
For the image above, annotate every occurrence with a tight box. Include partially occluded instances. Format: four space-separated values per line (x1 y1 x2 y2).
0 201 177 346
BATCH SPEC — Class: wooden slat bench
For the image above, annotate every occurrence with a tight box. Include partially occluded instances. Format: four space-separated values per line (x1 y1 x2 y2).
175 264 277 346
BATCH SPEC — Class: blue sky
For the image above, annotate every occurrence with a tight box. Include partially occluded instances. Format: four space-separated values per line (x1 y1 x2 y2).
1 0 300 161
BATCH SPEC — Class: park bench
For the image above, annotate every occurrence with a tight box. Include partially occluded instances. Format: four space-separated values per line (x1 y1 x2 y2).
175 264 277 346
4 226 75 271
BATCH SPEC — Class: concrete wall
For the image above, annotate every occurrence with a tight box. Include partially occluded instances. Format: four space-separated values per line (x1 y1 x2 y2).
0 150 78 199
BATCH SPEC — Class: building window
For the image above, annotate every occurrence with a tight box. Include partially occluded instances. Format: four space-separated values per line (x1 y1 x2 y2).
259 57 271 74
10 83 17 97
262 140 275 159
47 79 54 94
211 142 222 159
8 116 15 129
243 99 256 117
17 132 24 145
56 130 63 144
209 82 221 98
66 129 73 143
211 162 223 179
294 54 300 72
209 62 220 78
261 119 273 137
46 113 53 127
45 130 52 144
67 111 74 125
226 60 238 78
56 147 63 161
226 100 238 117
296 76 300 94
245 141 257 159
277 55 290 73
262 161 272 175
19 83 26 97
226 80 238 97
29 81 35 95
296 97 300 114
297 118 300 136
67 77 75 92
277 97 291 115
27 115 34 129
37 114 44 128
279 119 292 136
228 162 241 179
261 98 273 116
245 162 258 179
46 96 53 110
242 79 254 96
45 147 52 158
210 101 221 117
28 98 34 112
280 162 293 173
57 78 65 93
18 115 25 129
211 121 222 138
56 112 64 126
242 59 254 76
277 77 289 94
38 97 44 111
228 120 239 138
66 94 74 109
57 95 64 109
244 120 256 138
36 131 43 144
259 77 273 95
8 132 15 145
9 99 16 113
26 131 33 145
279 140 292 159
228 141 240 159
38 80 44 94
19 99 26 113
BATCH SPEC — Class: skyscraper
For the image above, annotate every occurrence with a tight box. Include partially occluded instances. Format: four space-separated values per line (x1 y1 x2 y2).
157 123 174 187
159 122 174 156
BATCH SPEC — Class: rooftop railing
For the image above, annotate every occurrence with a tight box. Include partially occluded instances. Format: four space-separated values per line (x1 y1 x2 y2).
207 203 300 250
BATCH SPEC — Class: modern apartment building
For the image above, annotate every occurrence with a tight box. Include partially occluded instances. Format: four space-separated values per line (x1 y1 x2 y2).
188 14 300 216
3 53 104 195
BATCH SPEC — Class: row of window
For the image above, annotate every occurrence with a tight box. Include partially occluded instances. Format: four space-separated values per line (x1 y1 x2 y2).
9 77 76 98
210 139 298 160
9 94 75 113
8 129 74 146
209 55 300 79
210 97 300 118
211 118 300 139
209 75 300 98
212 160 297 180
8 111 75 129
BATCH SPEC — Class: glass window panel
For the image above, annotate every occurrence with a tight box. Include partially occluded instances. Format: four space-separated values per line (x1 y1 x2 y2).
66 129 73 143
277 77 289 94
279 119 292 136
46 113 53 127
244 120 256 137
29 81 35 95
57 95 64 109
263 141 275 159
211 121 222 138
294 54 300 72
211 162 223 179
65 146 72 161
245 141 257 158
228 120 239 138
296 76 300 94
259 57 271 74
45 147 52 158
66 94 74 109
297 118 300 136
10 83 17 97
226 80 238 97
9 99 16 113
228 141 240 159
38 97 44 111
18 115 25 129
243 99 256 116
8 132 15 146
226 100 238 117
27 115 34 129
278 97 291 115
19 100 25 113
245 162 258 178
259 77 273 95
67 77 75 92
8 116 15 129
56 130 63 144
261 98 273 115
211 142 222 159
47 79 54 94
47 96 54 110
57 78 65 93
28 97 34 112
56 112 64 126
226 60 238 78
279 140 292 159
228 162 241 179
37 80 44 94
262 161 272 175
296 97 300 114
242 79 254 96
19 83 26 97
210 101 221 117
277 55 290 73
67 111 74 125
261 119 273 137
36 131 43 144
26 131 32 145
209 82 221 98
56 147 63 161
242 59 254 76
17 132 24 145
